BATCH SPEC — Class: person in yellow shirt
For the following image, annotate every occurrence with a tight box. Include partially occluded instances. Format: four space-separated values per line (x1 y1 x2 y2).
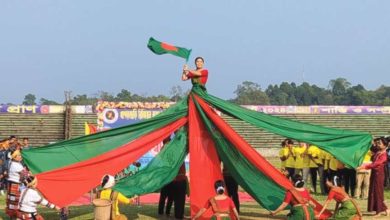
299 142 311 192
278 140 287 172
279 139 296 179
307 145 322 194
354 150 373 199
293 142 307 176
98 174 136 220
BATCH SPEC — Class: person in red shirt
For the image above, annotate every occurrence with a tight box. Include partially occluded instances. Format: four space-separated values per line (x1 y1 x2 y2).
270 174 315 220
317 176 362 219
192 180 239 220
182 57 209 90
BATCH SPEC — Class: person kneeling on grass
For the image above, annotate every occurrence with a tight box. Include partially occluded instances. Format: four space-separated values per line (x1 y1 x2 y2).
317 176 362 220
98 174 137 220
270 174 315 220
192 180 239 220
17 176 60 220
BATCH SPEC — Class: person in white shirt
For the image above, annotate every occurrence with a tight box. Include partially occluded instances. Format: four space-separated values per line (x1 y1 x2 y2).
17 175 59 220
6 149 25 218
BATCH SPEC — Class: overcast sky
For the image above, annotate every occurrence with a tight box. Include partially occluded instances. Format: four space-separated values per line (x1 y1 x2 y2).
1 1 389 104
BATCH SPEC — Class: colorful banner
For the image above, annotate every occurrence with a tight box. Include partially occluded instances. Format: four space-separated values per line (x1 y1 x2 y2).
2 104 389 115
98 109 164 129
0 105 93 114
95 102 184 170
95 101 175 111
244 105 390 114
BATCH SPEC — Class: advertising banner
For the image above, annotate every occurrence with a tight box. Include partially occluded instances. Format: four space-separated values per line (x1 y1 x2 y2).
243 105 390 114
95 101 184 171
0 104 93 114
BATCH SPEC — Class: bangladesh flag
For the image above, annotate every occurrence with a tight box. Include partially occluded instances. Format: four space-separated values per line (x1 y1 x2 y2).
147 37 192 61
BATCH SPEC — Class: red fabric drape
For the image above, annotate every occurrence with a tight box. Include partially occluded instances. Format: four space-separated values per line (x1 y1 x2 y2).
188 97 223 219
194 95 332 219
194 95 291 187
36 117 187 207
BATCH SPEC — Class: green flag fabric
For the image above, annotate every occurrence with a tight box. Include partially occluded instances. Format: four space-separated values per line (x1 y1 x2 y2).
114 127 187 197
147 37 192 61
192 86 372 168
22 98 189 174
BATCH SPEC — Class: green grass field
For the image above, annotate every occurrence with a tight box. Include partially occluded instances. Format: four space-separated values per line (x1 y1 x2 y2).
0 190 389 219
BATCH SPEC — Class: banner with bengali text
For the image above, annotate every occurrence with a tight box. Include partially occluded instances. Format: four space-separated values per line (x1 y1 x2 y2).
95 101 184 170
243 105 390 115
0 104 93 114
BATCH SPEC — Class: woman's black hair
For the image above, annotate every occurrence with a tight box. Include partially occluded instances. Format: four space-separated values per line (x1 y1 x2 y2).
133 161 141 168
101 175 109 188
281 140 286 147
285 139 294 145
330 176 343 187
214 180 225 195
195 57 204 63
24 175 36 186
292 174 304 188
378 137 388 146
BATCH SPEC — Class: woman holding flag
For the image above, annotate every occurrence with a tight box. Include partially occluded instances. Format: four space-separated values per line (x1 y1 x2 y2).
182 57 209 90
146 37 208 89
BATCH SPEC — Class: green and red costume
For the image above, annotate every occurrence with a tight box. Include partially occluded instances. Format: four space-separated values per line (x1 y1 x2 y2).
188 69 208 85
283 188 315 220
327 187 361 220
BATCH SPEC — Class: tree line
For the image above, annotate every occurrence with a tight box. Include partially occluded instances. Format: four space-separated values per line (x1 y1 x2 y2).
18 78 390 106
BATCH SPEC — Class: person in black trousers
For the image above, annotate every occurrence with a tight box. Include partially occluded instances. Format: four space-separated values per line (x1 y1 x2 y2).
158 182 174 216
171 163 187 219
157 137 175 216
341 167 357 197
223 166 240 213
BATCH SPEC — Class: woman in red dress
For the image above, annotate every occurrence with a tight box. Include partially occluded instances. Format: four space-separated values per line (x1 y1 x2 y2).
192 180 239 220
270 174 315 220
357 137 390 217
317 176 362 219
182 57 209 90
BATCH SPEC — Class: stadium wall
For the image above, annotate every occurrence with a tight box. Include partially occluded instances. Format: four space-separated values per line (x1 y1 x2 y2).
1 104 389 155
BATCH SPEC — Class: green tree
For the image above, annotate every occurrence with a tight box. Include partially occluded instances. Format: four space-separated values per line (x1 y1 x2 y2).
115 89 132 101
310 85 333 105
266 85 289 105
96 91 115 101
40 98 59 105
23 93 37 105
131 94 144 102
346 84 369 105
170 85 184 102
70 94 97 105
279 82 298 105
232 81 270 105
329 78 351 104
383 97 390 105
295 82 315 105
374 85 390 105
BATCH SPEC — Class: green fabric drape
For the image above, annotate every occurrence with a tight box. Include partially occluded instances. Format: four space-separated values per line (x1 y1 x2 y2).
193 87 371 168
22 98 188 174
113 127 188 197
192 95 286 210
